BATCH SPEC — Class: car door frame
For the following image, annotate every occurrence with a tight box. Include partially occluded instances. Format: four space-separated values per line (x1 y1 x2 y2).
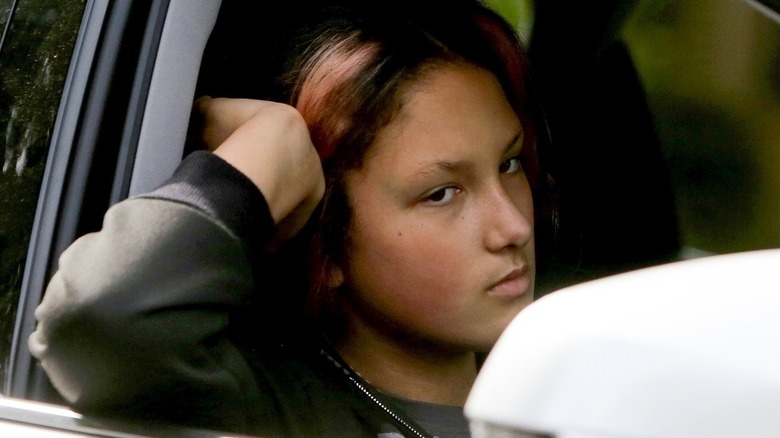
6 0 221 402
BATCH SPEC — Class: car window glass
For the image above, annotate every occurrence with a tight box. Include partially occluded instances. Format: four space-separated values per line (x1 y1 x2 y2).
1 3 11 34
0 0 85 389
624 0 780 255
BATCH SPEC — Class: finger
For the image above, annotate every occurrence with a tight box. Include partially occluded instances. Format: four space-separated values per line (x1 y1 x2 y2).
199 98 278 151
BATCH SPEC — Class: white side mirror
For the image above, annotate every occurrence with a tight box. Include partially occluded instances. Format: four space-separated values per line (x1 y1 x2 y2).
466 249 780 438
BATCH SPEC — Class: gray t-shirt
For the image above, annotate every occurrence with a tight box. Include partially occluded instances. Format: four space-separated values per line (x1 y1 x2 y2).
382 393 471 438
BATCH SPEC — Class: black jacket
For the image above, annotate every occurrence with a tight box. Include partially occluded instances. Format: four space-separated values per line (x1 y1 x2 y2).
29 152 425 437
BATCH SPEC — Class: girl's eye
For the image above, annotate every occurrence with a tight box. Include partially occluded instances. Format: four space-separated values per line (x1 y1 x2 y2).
499 156 523 175
424 187 459 205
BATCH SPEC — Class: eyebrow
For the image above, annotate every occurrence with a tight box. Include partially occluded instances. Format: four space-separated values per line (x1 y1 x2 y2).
409 160 469 184
505 130 524 155
409 129 524 182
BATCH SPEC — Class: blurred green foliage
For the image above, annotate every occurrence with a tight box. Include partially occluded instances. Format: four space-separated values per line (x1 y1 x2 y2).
484 0 534 42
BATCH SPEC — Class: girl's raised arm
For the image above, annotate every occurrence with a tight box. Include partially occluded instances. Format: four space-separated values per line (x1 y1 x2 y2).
28 99 324 433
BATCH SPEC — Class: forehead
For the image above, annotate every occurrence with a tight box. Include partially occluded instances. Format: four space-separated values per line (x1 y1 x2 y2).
359 64 522 175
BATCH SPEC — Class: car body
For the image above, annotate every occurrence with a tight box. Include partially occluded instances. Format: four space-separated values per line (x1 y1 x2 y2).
467 248 780 438
0 0 778 436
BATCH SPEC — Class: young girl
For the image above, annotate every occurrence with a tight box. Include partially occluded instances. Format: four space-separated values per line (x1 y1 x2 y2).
29 1 550 437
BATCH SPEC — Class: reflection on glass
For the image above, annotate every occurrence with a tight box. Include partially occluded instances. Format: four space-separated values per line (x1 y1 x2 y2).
0 1 15 40
0 0 86 389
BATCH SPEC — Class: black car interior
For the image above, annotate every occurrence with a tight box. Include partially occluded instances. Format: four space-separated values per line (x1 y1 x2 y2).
529 0 681 293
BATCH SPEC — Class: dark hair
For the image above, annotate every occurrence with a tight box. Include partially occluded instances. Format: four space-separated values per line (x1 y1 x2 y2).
197 0 553 338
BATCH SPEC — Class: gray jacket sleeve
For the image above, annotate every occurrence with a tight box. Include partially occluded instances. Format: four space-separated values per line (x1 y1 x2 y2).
28 152 276 433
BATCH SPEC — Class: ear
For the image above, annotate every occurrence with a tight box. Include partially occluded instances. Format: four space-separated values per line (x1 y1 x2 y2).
327 264 345 289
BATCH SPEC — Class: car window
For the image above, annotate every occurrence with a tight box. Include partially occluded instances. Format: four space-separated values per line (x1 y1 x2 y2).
1 2 13 31
0 0 86 390
624 0 780 255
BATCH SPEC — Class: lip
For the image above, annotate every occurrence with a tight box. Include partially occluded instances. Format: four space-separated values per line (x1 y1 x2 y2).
487 266 531 299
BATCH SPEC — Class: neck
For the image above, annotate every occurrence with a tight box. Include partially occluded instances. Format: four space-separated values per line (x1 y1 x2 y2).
336 318 478 407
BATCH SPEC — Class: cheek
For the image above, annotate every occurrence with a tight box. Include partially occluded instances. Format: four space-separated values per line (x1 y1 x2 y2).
344 212 471 317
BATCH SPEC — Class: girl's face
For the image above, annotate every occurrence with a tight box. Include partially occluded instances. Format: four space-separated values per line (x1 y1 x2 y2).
338 64 535 353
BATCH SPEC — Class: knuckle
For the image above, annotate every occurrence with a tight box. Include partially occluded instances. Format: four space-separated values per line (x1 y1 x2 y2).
269 102 305 125
266 104 312 144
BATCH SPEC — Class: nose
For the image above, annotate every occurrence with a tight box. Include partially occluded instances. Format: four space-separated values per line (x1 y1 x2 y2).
483 185 533 253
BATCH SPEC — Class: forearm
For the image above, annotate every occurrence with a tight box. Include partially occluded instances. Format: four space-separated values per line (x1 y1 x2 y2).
145 150 274 257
